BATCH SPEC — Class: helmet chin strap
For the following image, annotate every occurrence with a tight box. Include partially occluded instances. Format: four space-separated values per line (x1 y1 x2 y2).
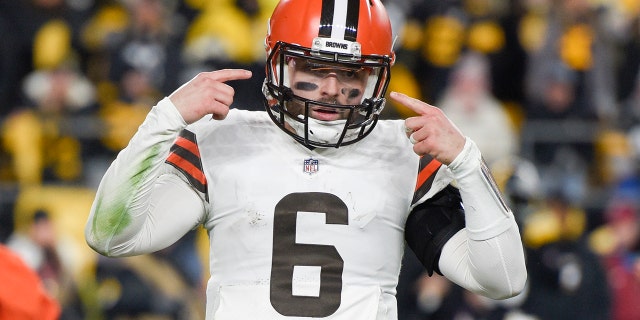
288 115 358 146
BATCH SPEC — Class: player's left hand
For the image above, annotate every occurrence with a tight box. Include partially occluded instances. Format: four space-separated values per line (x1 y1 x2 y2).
390 91 466 165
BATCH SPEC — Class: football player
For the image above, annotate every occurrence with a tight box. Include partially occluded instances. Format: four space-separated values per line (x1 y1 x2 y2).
85 0 527 319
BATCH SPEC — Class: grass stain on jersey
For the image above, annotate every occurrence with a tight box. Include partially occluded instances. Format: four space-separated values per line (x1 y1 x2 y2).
91 145 161 248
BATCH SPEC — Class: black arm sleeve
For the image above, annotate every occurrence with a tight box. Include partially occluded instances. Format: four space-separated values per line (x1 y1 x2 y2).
404 185 466 276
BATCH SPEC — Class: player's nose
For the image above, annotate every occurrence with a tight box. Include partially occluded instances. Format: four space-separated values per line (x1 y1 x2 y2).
320 75 341 100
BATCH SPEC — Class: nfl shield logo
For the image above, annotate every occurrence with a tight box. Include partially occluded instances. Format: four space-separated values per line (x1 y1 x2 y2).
303 158 319 174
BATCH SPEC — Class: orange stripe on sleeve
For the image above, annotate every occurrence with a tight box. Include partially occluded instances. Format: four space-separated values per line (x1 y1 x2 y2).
175 136 200 157
166 153 207 186
415 158 442 191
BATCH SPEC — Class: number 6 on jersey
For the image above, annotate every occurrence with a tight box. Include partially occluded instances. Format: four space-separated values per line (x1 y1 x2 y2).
270 192 349 317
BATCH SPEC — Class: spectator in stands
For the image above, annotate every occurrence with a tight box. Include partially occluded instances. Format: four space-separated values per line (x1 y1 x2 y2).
107 0 185 100
437 51 519 168
591 200 640 320
179 0 278 110
524 0 617 121
2 58 97 185
0 243 60 319
0 0 95 117
521 191 611 319
7 210 84 319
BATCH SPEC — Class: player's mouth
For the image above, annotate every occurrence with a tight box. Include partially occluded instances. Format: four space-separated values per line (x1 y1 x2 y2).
310 107 344 121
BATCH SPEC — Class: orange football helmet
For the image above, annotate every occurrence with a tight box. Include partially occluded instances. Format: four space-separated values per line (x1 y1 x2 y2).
263 0 396 148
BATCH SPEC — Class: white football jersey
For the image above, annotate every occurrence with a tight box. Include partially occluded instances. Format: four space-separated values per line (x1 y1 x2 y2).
171 107 453 319
86 97 526 320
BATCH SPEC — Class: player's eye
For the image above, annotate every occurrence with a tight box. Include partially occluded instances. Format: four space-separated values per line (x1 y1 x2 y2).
341 70 356 79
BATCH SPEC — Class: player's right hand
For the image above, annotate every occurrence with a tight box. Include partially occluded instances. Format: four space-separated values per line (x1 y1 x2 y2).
169 69 253 124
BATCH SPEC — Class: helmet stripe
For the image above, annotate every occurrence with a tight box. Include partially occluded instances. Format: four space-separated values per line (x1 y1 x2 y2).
319 0 335 38
319 0 360 42
343 0 359 41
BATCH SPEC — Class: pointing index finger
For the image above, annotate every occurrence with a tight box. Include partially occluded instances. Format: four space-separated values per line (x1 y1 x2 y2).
204 69 253 82
389 91 436 116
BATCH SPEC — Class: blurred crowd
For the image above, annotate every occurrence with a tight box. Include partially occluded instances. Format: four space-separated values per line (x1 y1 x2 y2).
0 0 639 319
